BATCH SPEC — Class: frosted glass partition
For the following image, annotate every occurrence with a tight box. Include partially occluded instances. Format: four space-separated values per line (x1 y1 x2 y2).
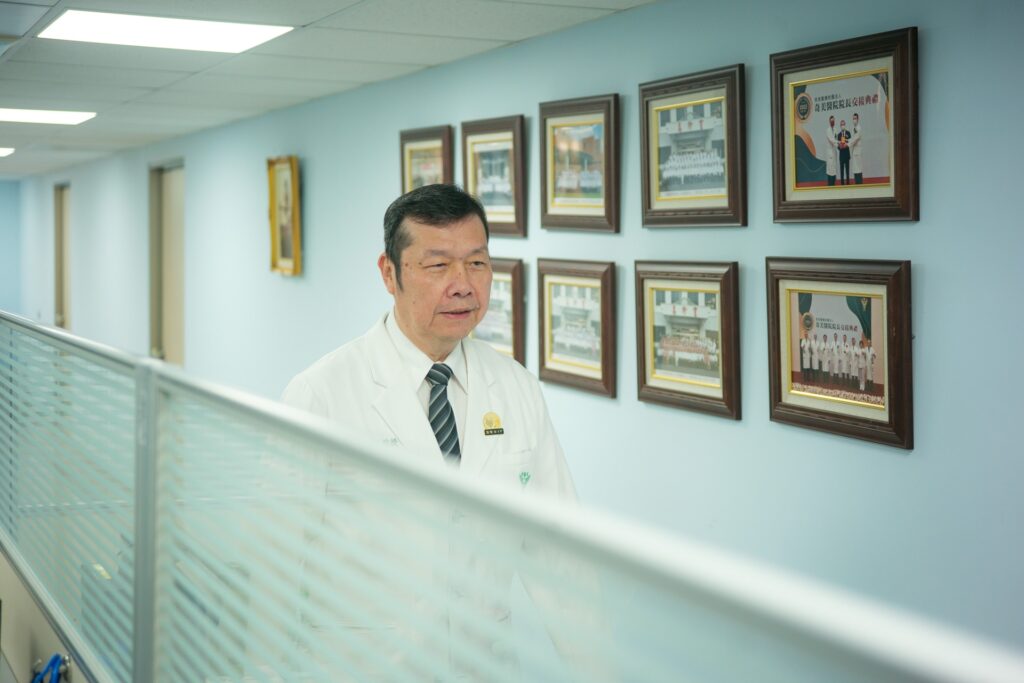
0 315 136 683
3 310 1024 683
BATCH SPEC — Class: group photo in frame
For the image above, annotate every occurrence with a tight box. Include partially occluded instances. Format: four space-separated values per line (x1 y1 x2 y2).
539 93 620 232
639 64 746 227
766 257 913 448
770 27 918 222
399 125 453 193
470 258 525 365
635 261 740 419
462 115 526 237
537 259 616 397
268 155 301 276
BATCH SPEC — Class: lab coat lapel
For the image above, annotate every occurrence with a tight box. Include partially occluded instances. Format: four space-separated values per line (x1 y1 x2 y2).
366 319 443 461
461 341 500 477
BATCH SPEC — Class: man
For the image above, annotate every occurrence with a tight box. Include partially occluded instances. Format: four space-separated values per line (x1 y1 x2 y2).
284 183 574 495
853 337 867 392
811 333 823 384
840 334 851 389
836 119 852 185
866 338 878 393
824 115 838 186
824 332 837 388
850 112 864 184
800 333 812 383
282 184 586 679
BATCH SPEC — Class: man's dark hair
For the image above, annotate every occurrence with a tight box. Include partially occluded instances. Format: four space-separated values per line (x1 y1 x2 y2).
383 183 489 288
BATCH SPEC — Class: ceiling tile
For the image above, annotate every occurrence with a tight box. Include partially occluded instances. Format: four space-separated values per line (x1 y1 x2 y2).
254 26 505 64
0 94 121 113
2 61 189 88
0 148 110 178
0 78 149 102
318 0 610 41
11 38 232 71
0 2 50 35
134 88 312 110
163 73 356 98
58 0 362 26
107 101 255 125
207 53 422 83
496 0 653 8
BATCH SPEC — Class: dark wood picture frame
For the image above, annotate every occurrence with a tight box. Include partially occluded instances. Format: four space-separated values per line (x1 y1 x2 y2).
770 27 919 222
400 125 453 193
539 94 619 232
639 64 746 227
461 115 526 237
537 259 616 397
766 257 913 449
471 257 525 365
635 261 740 419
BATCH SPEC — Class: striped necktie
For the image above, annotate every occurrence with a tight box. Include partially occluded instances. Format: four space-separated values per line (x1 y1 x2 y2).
426 363 461 464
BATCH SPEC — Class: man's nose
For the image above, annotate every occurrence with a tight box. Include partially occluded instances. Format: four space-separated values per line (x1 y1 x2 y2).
447 264 473 296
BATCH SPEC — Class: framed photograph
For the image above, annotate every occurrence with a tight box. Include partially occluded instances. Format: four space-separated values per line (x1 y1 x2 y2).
470 258 525 365
539 94 619 232
268 155 301 276
400 125 453 193
537 259 615 397
770 27 919 222
639 64 746 227
766 257 913 448
462 115 526 237
635 261 740 419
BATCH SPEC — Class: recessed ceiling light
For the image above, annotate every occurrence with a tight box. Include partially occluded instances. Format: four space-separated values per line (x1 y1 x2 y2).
0 108 95 125
39 10 292 53
0 148 14 157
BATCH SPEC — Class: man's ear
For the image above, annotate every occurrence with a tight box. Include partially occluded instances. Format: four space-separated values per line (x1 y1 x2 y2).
378 252 397 295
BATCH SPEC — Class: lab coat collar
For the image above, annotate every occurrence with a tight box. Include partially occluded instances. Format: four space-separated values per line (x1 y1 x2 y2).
366 313 501 475
366 315 442 463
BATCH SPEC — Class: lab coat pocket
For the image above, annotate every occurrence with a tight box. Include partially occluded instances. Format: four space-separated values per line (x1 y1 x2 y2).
483 448 535 490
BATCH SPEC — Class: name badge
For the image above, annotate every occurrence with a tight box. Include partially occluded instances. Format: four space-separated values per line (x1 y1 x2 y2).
483 411 504 436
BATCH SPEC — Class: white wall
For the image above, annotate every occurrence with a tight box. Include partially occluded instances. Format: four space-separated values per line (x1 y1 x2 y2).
7 0 1024 649
0 182 19 314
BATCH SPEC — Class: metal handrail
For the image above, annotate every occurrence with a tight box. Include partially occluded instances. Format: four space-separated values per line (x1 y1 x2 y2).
2 309 1024 682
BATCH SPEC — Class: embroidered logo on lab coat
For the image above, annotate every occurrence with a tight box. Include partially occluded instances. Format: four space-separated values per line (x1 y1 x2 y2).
519 471 531 487
483 411 504 436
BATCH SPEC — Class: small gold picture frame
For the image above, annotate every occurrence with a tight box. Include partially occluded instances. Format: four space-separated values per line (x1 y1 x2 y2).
268 155 301 276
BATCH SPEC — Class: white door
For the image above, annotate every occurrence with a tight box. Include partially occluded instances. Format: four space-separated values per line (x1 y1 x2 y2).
151 166 185 365
54 184 70 329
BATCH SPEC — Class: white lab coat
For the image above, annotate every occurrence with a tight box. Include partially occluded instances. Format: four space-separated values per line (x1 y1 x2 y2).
281 314 590 680
825 125 838 177
851 124 863 175
282 314 576 498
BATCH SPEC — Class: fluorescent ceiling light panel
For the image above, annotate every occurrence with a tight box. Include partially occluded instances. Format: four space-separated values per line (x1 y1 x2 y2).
0 108 95 125
0 148 14 157
39 10 292 53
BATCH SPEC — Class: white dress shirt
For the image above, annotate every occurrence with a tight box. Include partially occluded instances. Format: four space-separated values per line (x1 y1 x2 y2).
384 310 467 451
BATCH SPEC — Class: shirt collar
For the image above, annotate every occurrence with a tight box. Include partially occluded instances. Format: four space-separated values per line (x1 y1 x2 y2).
384 309 467 391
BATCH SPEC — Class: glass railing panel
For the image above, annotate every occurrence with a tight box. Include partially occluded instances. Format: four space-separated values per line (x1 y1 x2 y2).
0 319 135 683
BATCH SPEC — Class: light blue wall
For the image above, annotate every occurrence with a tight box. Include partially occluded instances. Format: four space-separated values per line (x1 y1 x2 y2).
12 0 1024 648
0 181 20 314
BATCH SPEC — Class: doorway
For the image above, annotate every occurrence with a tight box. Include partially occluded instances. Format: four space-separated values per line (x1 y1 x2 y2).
149 165 185 365
54 184 70 329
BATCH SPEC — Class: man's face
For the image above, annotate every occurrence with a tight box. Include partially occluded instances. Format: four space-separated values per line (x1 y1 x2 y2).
840 120 847 130
379 214 492 360
829 116 835 128
853 115 859 126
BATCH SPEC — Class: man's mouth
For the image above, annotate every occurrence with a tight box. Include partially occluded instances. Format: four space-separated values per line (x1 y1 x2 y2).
440 308 474 319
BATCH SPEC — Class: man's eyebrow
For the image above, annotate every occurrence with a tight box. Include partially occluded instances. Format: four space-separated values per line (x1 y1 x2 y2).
421 246 489 258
